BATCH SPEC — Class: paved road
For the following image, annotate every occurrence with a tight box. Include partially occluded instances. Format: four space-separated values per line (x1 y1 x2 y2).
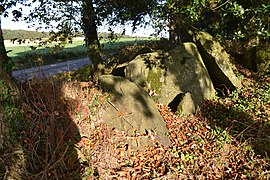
12 57 91 80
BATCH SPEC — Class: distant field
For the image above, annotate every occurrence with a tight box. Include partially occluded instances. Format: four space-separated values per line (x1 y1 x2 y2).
6 37 155 70
6 37 153 56
5 37 85 56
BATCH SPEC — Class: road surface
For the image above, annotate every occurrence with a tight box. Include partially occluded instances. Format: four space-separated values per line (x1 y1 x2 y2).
12 57 91 80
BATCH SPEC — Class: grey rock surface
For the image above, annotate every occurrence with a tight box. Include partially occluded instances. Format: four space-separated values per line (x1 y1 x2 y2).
193 31 242 90
125 42 216 115
99 75 171 150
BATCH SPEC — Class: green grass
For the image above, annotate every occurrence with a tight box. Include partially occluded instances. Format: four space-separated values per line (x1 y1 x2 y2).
7 37 154 70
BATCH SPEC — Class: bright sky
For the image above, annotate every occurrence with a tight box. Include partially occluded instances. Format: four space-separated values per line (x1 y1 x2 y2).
2 14 157 37
2 16 36 31
2 3 169 38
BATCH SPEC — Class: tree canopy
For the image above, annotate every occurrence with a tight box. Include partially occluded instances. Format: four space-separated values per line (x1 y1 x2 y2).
153 0 269 47
0 0 269 78
0 0 26 77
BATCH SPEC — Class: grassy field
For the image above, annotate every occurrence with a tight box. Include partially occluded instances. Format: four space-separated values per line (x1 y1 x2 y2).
7 37 154 70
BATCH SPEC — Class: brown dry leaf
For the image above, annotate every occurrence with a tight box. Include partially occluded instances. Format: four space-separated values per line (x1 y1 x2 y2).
118 111 125 117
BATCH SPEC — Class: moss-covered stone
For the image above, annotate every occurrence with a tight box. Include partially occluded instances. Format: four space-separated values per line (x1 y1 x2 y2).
177 92 196 116
242 44 270 74
125 42 216 115
193 31 242 91
256 45 270 74
146 68 163 101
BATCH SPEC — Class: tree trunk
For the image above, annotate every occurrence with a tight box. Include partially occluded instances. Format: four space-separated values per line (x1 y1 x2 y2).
0 16 18 93
168 0 176 43
169 15 176 43
0 16 8 79
81 0 99 48
81 0 103 80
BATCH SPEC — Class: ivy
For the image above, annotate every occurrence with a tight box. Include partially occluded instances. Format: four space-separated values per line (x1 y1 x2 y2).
0 80 24 147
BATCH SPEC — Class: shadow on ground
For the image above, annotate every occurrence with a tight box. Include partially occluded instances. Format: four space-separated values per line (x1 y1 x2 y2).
19 80 82 179
200 99 270 158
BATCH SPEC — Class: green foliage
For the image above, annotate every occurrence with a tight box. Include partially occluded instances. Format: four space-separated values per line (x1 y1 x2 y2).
201 67 270 157
2 55 13 76
96 0 157 28
0 80 24 148
211 126 231 143
154 0 269 47
230 78 270 119
0 0 26 17
59 65 93 82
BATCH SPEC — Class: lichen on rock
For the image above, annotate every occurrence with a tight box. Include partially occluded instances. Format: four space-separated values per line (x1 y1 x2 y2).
193 31 242 91
125 42 216 115
146 68 163 100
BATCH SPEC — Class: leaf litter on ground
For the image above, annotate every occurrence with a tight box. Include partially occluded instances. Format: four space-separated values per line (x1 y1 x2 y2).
17 64 270 179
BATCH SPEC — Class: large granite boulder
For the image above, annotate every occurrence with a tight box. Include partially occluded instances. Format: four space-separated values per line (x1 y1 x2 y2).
125 42 216 115
192 31 242 91
99 75 170 150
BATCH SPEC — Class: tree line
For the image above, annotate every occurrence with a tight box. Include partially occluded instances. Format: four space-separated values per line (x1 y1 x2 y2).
2 29 132 41
3 29 49 40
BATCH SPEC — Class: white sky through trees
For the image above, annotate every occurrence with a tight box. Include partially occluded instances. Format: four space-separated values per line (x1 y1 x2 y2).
2 14 157 37
1 3 165 38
